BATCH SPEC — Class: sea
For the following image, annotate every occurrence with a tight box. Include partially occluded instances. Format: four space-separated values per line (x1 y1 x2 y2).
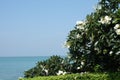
0 56 49 80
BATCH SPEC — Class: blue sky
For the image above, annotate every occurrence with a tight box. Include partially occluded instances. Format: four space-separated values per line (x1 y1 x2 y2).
0 0 98 56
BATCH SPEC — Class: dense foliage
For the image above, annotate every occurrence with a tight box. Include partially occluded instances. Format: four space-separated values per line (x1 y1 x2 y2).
65 0 120 72
21 72 120 80
24 0 120 78
24 56 71 78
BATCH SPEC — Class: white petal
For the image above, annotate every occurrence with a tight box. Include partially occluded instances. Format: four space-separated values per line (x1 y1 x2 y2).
115 51 120 55
76 21 84 25
116 29 120 35
109 51 113 55
76 34 80 38
81 61 84 65
105 16 112 21
114 24 120 30
77 67 80 70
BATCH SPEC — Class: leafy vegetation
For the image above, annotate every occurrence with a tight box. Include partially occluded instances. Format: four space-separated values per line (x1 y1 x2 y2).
20 72 120 80
23 0 120 79
65 0 120 72
24 56 71 78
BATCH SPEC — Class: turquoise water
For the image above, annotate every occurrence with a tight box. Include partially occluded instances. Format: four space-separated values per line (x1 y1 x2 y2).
0 56 49 80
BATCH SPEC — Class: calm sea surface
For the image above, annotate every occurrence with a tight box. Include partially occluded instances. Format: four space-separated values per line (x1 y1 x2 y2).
0 56 49 80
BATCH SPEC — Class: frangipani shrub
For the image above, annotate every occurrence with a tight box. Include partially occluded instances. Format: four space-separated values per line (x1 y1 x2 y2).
24 55 71 78
24 0 120 78
65 0 120 72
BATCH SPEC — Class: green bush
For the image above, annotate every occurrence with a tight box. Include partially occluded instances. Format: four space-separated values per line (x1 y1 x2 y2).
24 55 71 78
24 0 120 78
65 0 120 72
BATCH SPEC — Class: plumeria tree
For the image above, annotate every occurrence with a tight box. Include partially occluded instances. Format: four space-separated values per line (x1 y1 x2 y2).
65 0 120 72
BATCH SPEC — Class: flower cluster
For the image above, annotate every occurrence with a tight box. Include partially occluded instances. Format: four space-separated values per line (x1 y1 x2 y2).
98 16 112 24
64 21 86 48
56 70 67 75
114 24 120 35
77 61 84 70
76 21 86 30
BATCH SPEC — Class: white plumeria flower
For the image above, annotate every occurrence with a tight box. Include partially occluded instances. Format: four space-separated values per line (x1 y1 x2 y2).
44 69 48 74
77 62 85 69
77 26 84 30
114 24 120 30
76 34 80 38
98 16 112 24
76 21 84 25
105 16 112 24
76 21 86 30
109 51 113 55
115 29 120 35
76 24 85 30
56 70 64 75
114 24 120 35
98 17 104 24
81 61 84 66
104 16 112 21
115 51 120 55
77 67 80 70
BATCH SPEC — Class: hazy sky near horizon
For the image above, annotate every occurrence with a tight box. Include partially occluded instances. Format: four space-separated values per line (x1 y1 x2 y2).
0 0 98 56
